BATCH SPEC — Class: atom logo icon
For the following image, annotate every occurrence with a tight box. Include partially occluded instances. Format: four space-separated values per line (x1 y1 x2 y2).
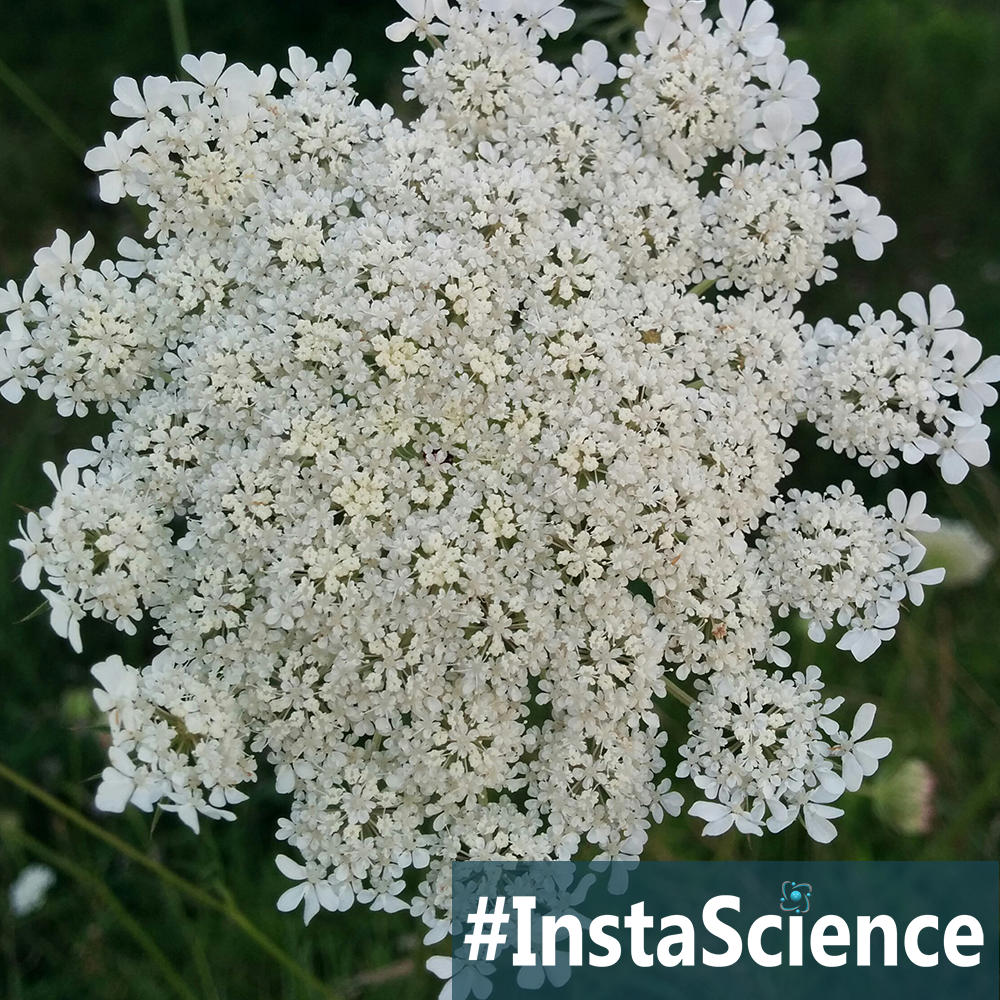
780 881 813 914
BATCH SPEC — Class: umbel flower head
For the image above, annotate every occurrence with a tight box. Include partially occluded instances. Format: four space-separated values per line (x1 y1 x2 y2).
1 0 997 937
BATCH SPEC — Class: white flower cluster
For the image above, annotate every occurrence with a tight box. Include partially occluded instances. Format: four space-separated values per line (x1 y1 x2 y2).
0 0 994 934
680 666 891 843
802 286 999 480
757 485 945 661
89 654 255 830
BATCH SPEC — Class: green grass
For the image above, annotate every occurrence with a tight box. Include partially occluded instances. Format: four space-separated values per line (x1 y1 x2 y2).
1 1 999 997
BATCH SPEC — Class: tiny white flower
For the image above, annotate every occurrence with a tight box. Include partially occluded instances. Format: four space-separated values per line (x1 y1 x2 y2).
886 489 939 535
689 795 765 837
828 140 866 190
751 102 820 160
822 704 893 792
91 655 139 729
8 865 56 917
937 335 1000 419
513 0 575 40
41 589 83 653
386 0 452 43
109 75 194 145
9 512 45 590
325 49 356 87
274 758 317 794
836 601 899 662
898 284 965 343
160 786 235 834
275 855 342 925
837 185 897 261
358 886 410 913
937 422 991 484
32 230 94 291
116 237 154 280
180 52 228 89
83 132 135 204
208 785 250 808
760 53 819 126
280 47 319 87
569 40 616 96
766 786 844 844
719 0 779 58
110 75 174 119
590 852 640 895
95 747 163 813
901 434 941 466
427 953 496 1000
0 272 40 314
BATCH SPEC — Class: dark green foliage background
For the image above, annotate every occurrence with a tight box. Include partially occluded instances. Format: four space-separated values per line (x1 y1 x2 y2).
0 1 997 996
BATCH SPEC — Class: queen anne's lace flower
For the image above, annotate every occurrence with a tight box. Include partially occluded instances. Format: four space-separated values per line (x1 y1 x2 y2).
0 0 994 937
819 703 893 793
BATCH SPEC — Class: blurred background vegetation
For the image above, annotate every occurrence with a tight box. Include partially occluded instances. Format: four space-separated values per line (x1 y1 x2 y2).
0 1 998 997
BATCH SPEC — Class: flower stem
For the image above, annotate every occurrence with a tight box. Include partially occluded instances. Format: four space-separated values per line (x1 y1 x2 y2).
165 0 191 67
0 760 339 999
0 56 86 158
664 677 694 708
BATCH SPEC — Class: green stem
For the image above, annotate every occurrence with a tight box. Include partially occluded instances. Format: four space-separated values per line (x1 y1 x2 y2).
690 279 717 297
8 829 199 1000
664 677 694 708
0 56 86 157
0 760 338 999
161 880 220 1000
166 0 191 67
